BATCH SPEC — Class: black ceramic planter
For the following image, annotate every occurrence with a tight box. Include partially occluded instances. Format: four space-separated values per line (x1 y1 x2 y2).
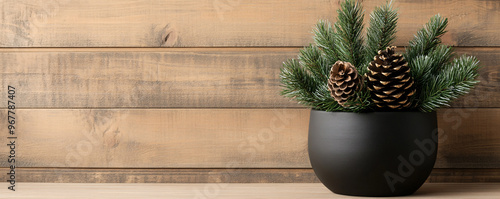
308 110 438 197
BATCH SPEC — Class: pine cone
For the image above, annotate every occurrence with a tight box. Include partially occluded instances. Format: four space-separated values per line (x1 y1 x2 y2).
367 46 416 109
328 61 361 107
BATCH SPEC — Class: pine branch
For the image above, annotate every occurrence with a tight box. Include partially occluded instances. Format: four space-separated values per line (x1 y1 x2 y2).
410 55 434 86
279 59 344 111
311 84 345 112
405 14 448 62
365 0 398 66
334 0 365 71
343 88 373 112
411 45 454 85
280 59 318 106
404 15 450 110
313 20 339 63
410 44 454 107
298 45 330 82
418 55 480 112
427 44 454 74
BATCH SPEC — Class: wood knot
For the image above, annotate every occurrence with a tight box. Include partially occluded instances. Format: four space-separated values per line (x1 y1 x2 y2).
160 24 178 47
103 128 122 148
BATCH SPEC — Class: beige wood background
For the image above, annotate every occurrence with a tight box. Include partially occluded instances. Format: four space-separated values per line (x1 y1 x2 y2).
0 0 499 183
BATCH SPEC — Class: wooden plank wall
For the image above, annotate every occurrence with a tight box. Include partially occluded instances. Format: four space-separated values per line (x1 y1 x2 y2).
0 0 499 183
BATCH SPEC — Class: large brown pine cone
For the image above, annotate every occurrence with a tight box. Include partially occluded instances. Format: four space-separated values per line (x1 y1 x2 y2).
367 46 416 109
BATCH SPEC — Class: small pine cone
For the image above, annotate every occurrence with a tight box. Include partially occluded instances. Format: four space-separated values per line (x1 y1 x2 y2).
328 61 361 107
367 46 416 110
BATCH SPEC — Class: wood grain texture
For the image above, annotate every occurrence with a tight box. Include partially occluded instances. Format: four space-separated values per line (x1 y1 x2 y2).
0 109 311 168
4 168 499 183
2 183 500 199
429 169 500 183
0 48 300 108
436 108 500 168
0 0 498 47
0 47 498 108
0 108 499 168
0 168 320 183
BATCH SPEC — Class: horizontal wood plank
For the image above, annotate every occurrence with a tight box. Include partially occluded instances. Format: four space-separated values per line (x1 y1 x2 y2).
0 168 319 183
0 0 498 47
1 183 500 198
436 108 500 168
429 169 500 183
0 109 311 168
0 47 498 108
4 168 499 183
0 48 301 108
0 108 499 168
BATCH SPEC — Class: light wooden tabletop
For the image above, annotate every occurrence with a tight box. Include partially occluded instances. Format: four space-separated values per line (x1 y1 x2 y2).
1 183 500 199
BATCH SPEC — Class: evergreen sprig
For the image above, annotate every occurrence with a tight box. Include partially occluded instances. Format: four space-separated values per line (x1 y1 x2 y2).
417 56 480 112
405 14 448 63
409 44 455 107
365 0 398 66
334 0 365 71
298 45 330 82
280 59 321 107
280 57 343 111
313 20 339 63
279 0 480 113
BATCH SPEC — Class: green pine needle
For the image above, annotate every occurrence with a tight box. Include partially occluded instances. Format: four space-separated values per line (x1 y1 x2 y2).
278 1 479 113
280 59 318 105
313 20 339 62
365 0 398 67
298 45 330 82
418 55 480 112
409 44 455 107
405 14 451 110
280 59 343 111
405 14 448 62
334 0 365 70
427 44 455 74
410 55 434 86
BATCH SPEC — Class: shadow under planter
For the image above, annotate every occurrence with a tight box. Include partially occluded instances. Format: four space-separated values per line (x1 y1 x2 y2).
308 110 438 196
